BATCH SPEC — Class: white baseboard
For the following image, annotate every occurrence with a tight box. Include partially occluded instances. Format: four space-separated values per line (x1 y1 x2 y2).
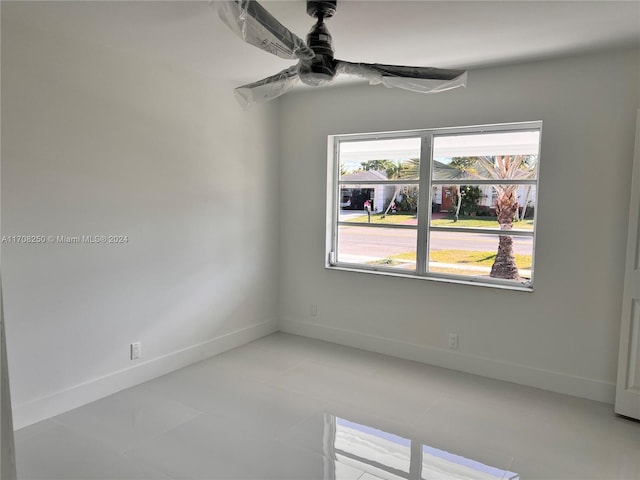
13 321 277 430
280 318 616 404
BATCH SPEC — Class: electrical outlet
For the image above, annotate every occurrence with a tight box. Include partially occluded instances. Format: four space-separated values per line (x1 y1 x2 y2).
310 304 318 317
131 342 142 360
448 333 458 349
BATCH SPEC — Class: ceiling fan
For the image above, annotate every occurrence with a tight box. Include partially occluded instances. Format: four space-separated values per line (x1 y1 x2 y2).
218 0 467 107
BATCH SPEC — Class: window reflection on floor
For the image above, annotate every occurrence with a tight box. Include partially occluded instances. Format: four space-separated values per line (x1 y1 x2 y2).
325 414 519 480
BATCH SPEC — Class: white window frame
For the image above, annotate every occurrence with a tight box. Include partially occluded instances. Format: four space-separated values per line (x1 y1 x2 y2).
326 121 542 291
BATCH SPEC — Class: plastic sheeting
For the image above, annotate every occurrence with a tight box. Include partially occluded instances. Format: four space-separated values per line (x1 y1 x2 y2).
381 73 467 93
234 60 467 107
234 61 467 106
234 65 300 108
336 61 467 93
217 0 314 61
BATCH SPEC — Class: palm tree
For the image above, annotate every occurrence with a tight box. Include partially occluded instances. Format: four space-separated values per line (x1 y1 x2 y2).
475 155 536 279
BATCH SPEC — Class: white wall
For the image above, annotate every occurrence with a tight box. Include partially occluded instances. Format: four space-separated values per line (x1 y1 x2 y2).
1 11 280 429
278 48 640 403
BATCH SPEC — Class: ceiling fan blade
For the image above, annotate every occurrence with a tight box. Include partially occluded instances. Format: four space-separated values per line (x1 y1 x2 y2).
217 1 314 61
336 61 467 93
234 65 301 108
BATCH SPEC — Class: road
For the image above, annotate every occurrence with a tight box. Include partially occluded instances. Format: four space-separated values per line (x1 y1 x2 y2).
337 225 533 257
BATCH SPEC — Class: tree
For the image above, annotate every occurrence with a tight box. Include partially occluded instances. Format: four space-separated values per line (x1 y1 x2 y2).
450 157 479 173
453 185 481 221
475 155 536 280
447 157 479 221
381 158 419 217
452 186 462 221
359 160 400 179
519 185 532 221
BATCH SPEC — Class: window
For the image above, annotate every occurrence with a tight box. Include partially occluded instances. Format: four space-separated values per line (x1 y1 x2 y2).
327 122 542 290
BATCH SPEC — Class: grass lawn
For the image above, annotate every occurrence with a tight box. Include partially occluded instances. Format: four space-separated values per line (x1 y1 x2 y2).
346 214 533 230
377 249 532 269
431 216 534 230
429 249 532 269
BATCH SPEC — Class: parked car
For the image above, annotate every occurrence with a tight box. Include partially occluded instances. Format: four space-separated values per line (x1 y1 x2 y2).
340 195 352 209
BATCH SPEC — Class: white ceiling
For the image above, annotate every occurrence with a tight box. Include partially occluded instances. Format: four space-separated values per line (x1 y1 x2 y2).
7 0 640 88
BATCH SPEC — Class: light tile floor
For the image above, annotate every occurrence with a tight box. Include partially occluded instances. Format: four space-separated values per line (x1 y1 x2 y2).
14 333 640 479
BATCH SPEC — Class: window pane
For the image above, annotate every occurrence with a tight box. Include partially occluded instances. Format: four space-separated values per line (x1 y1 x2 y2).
337 225 417 271
340 184 419 225
432 131 539 181
430 185 536 230
428 231 533 281
339 137 421 181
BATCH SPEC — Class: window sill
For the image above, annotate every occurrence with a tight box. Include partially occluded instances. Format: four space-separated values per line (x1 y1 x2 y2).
325 263 534 292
